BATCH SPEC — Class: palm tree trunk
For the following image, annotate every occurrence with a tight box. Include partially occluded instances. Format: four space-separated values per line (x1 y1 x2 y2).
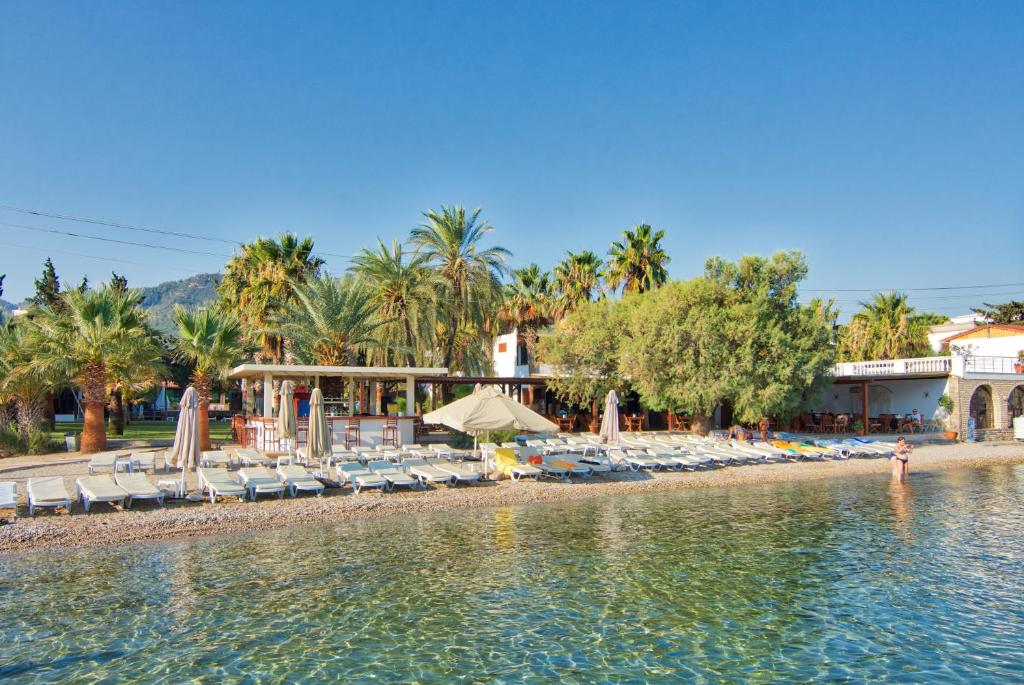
108 387 125 436
403 317 416 367
193 372 213 452
80 363 108 453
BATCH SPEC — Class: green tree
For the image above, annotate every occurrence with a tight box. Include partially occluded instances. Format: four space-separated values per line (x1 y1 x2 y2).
410 205 509 377
604 224 670 295
498 263 556 361
350 239 437 366
553 250 602 315
538 298 629 413
110 272 129 293
837 292 939 361
273 276 391 366
31 258 62 308
704 252 837 423
0 320 52 443
219 233 324 362
972 300 1024 324
619 279 733 428
174 306 247 451
28 287 163 452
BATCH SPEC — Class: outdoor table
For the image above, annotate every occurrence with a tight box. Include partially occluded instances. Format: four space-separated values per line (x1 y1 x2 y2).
114 454 137 474
157 479 184 499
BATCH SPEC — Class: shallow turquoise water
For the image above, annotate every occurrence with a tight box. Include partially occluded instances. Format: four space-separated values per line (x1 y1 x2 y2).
2 465 1023 684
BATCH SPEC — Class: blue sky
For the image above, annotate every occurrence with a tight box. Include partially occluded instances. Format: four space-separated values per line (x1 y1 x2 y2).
1 1 1021 316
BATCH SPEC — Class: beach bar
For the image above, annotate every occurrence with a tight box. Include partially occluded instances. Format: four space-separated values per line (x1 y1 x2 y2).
227 364 448 448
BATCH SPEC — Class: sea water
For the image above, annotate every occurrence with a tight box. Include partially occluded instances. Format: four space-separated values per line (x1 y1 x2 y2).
1 465 1023 683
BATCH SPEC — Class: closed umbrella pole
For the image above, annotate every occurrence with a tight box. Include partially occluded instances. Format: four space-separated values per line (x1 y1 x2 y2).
307 387 332 473
278 380 297 455
167 386 199 497
599 390 619 446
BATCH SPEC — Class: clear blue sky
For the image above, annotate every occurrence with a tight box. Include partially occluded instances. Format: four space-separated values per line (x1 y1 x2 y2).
1 1 1021 316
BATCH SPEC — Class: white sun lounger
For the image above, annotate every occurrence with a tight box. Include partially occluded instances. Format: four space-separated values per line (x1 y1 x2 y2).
197 467 247 503
276 464 325 497
402 458 456 486
434 461 482 485
75 475 129 512
493 448 543 481
368 460 420 491
559 454 611 475
87 452 117 474
430 444 457 461
0 482 16 519
238 467 286 500
126 451 157 473
114 472 166 507
27 477 73 516
336 462 388 494
200 450 234 468
235 448 272 467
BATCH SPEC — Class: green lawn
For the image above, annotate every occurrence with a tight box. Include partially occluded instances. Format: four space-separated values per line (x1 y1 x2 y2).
49 420 233 443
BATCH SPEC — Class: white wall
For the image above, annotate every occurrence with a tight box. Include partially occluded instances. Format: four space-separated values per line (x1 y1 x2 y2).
949 334 1024 359
492 331 520 378
814 378 950 419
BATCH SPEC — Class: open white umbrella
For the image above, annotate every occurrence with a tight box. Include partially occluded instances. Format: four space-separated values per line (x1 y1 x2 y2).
599 390 619 445
278 380 297 454
167 386 199 496
307 387 332 470
423 385 559 472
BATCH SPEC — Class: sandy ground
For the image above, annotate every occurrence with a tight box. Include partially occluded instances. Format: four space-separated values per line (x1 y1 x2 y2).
1 441 1022 553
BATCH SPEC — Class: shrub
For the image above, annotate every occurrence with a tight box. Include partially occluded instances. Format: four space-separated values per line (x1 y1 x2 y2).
27 431 63 455
0 428 20 454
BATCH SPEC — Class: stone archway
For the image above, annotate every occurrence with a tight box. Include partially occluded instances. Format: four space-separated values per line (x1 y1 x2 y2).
1008 385 1024 427
969 385 994 430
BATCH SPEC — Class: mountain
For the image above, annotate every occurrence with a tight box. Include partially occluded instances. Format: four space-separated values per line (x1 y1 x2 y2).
0 299 15 315
141 273 221 334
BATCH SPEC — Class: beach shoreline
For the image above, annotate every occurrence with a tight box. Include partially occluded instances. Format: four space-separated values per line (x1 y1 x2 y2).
1 442 1022 554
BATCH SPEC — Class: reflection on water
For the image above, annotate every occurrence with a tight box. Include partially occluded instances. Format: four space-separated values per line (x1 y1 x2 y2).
2 465 1023 683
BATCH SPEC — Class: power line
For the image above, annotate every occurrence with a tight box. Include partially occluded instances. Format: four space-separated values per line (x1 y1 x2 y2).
803 282 1024 293
0 240 203 274
0 221 232 258
0 203 354 260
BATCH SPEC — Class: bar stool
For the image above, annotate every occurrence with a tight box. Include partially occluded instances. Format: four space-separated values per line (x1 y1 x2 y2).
262 418 279 452
381 416 400 448
244 424 258 449
344 418 361 449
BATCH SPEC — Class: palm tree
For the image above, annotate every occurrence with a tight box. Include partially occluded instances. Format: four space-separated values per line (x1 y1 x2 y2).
0 320 51 444
604 224 670 295
410 205 510 377
174 306 247 451
553 250 602 316
28 287 163 453
219 233 324 362
498 264 556 362
273 275 392 366
838 292 934 361
350 240 437 366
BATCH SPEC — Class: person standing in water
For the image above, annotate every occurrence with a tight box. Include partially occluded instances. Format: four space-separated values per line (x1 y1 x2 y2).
892 436 912 483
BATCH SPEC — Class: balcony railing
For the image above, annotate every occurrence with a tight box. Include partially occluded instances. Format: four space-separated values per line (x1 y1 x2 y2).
831 356 952 377
962 356 1024 375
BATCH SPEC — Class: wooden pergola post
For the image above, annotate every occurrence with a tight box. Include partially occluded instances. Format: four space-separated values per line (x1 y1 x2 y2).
861 379 870 433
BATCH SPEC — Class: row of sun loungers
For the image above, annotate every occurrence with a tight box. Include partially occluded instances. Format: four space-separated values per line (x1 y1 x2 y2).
21 433 898 515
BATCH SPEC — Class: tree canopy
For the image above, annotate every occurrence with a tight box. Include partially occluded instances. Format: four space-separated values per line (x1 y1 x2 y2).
972 300 1024 324
837 292 942 361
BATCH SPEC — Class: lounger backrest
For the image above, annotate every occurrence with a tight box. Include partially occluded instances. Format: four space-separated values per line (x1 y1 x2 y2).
278 464 309 479
494 448 519 470
29 476 70 500
403 458 426 466
78 475 129 497
367 460 394 471
241 466 275 479
339 463 368 474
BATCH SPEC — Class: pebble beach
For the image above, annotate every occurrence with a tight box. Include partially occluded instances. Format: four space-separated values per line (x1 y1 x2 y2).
1 441 1022 553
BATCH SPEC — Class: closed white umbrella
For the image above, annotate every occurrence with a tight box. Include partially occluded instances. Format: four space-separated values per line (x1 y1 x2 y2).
599 390 619 445
167 386 199 496
307 387 332 470
278 380 297 454
423 385 559 472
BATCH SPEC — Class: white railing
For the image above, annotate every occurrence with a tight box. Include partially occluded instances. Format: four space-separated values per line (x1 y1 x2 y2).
831 356 952 377
963 356 1024 375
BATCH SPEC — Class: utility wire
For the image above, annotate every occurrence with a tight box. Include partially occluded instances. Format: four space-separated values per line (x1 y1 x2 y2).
0 221 231 258
803 282 1024 293
0 203 354 259
0 240 203 274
